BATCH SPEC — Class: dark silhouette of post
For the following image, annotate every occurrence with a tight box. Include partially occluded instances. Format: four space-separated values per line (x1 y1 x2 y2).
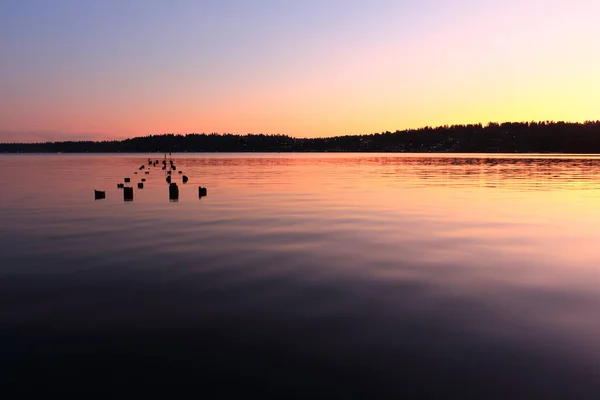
124 187 133 202
169 183 179 201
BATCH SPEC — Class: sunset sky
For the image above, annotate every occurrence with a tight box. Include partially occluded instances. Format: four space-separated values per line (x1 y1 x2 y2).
1 0 599 142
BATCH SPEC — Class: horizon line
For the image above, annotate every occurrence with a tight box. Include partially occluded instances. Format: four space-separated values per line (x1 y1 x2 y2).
2 119 600 145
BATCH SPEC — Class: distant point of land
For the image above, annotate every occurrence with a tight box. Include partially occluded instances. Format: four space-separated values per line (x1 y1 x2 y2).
2 121 600 153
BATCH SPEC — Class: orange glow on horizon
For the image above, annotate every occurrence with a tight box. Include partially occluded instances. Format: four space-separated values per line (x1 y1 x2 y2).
1 0 599 142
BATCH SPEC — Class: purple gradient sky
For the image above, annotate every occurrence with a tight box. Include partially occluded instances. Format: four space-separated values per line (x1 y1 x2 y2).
1 0 599 142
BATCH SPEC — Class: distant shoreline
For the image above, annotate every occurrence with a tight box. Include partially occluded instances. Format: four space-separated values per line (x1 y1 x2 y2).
3 151 600 155
2 121 600 154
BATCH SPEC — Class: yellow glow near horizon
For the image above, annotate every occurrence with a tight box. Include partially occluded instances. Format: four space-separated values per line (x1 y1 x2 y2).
1 0 599 141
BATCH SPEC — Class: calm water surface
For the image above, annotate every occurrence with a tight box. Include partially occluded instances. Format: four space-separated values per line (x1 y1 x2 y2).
1 153 599 397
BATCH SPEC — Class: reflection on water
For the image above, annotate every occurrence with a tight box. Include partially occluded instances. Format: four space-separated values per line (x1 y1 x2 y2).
0 153 599 398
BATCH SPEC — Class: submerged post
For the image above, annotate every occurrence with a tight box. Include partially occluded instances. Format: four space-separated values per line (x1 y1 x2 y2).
169 183 179 201
124 187 134 202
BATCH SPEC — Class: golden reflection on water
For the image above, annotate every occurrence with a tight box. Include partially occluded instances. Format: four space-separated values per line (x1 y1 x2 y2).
2 153 600 271
1 154 600 396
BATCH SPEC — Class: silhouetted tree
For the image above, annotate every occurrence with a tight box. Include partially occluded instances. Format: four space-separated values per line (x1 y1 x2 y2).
2 121 600 153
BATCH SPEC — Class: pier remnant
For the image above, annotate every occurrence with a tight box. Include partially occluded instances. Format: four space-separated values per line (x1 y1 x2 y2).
94 190 106 200
124 178 130 182
124 187 134 202
169 183 179 201
182 175 189 183
199 187 207 197
138 182 144 189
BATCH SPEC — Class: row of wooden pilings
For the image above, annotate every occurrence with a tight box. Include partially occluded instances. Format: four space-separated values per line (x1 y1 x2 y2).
94 157 207 201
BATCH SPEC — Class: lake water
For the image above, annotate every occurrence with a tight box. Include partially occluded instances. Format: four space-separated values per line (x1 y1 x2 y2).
1 153 599 397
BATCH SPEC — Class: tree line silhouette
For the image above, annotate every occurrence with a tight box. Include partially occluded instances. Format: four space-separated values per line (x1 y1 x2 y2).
2 121 600 153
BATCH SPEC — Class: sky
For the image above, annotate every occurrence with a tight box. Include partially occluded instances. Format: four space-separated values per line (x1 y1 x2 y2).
1 0 599 142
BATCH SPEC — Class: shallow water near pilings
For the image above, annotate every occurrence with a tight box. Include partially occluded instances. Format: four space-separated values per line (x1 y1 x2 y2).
1 153 600 397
